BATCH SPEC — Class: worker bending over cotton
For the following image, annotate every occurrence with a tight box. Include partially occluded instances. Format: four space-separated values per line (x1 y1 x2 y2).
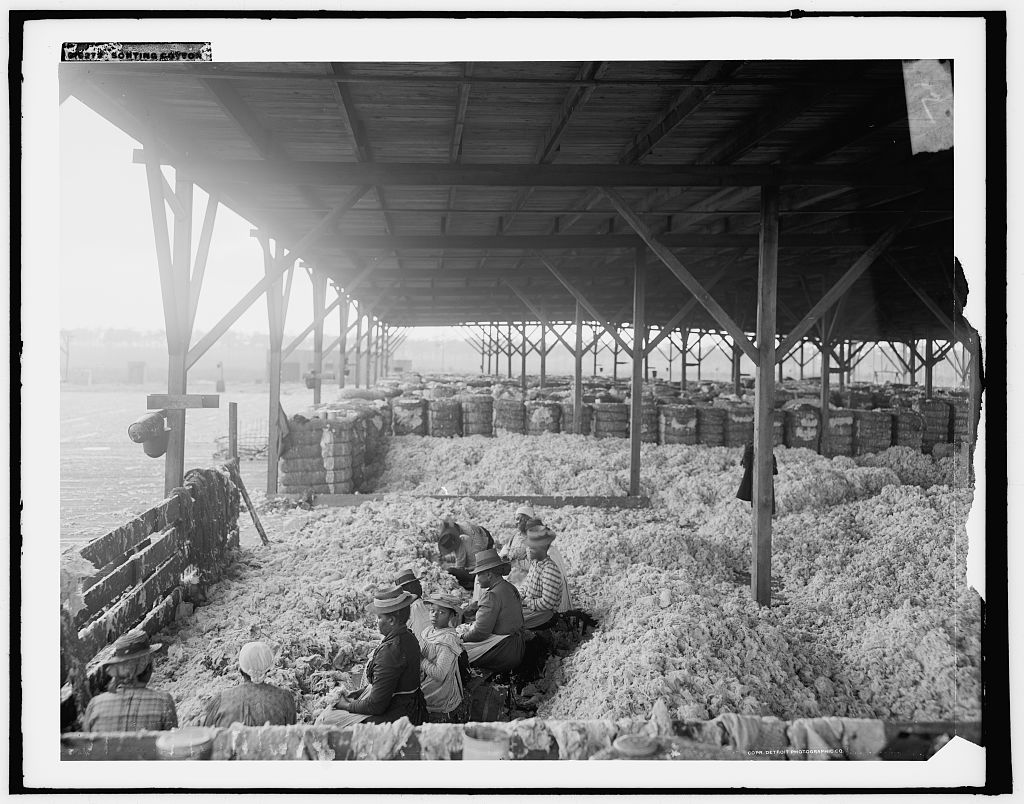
436 515 493 590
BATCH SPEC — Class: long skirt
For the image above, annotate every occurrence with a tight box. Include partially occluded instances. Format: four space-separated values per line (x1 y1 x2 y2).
470 632 525 674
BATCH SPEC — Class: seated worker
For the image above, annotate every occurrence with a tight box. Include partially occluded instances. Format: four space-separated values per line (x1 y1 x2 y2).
82 630 178 733
394 568 432 641
437 516 493 591
497 504 536 586
517 523 571 629
316 587 427 728
418 592 466 722
200 641 296 727
456 549 525 674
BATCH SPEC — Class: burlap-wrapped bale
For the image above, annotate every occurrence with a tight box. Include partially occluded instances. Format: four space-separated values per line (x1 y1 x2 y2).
526 400 562 435
892 409 924 451
494 398 526 435
852 409 894 455
783 403 820 451
914 398 952 454
837 388 875 410
592 401 629 439
696 407 726 446
460 394 494 437
659 404 698 445
631 399 659 443
392 397 427 436
428 398 462 438
560 402 593 436
821 409 855 457
941 395 972 446
724 405 755 448
429 384 457 400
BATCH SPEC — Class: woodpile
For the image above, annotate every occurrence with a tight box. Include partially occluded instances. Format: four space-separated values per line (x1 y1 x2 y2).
592 401 629 439
494 398 526 435
460 394 494 437
427 399 462 438
891 409 924 451
821 409 854 458
852 410 894 456
392 397 427 436
696 407 726 446
914 399 951 454
783 403 820 451
658 404 698 445
560 402 593 436
526 401 562 435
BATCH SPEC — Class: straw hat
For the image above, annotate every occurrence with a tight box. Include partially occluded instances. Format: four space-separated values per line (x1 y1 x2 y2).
393 568 418 587
101 629 162 666
525 523 556 548
371 586 417 615
423 592 463 618
470 548 511 575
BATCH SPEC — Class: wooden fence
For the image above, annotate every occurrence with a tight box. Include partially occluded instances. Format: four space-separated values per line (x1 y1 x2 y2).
60 466 240 728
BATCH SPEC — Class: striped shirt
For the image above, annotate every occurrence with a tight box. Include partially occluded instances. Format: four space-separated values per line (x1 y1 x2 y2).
519 556 564 613
83 684 178 733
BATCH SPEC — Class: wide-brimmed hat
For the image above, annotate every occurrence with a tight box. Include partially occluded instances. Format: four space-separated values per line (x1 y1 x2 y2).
525 523 557 548
423 592 463 618
393 568 419 587
101 629 162 666
514 504 536 519
471 548 510 575
371 586 417 615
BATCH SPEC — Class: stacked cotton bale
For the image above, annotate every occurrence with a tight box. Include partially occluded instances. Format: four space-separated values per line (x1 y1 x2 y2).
658 404 698 445
494 398 526 435
943 395 972 446
914 398 952 454
525 400 562 435
696 407 726 446
428 384 457 400
460 394 494 437
772 409 786 447
358 407 389 487
891 409 924 451
871 390 894 409
783 402 820 451
852 409 893 456
837 388 875 410
279 417 330 494
392 397 427 436
560 402 593 436
592 401 629 439
427 398 462 438
820 409 854 457
724 404 755 448
323 418 360 494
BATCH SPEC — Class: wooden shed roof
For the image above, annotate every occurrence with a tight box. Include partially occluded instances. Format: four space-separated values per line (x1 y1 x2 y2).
62 60 960 341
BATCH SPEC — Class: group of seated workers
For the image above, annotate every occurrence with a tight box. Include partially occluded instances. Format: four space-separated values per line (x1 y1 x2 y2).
81 504 571 732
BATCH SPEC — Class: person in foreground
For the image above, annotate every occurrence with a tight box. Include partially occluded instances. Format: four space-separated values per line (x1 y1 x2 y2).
518 523 571 629
457 549 525 674
418 592 466 722
315 587 427 727
200 641 296 727
82 629 178 733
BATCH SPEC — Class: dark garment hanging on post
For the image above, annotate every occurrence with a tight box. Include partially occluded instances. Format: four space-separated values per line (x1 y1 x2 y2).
736 442 778 514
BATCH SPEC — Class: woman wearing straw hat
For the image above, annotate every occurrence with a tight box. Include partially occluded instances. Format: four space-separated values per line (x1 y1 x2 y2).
517 523 572 629
315 587 427 728
82 630 178 733
418 592 466 721
200 641 296 727
457 549 525 674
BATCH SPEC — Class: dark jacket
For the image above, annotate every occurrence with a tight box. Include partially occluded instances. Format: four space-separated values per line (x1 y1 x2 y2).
463 578 525 643
737 442 778 512
347 626 425 725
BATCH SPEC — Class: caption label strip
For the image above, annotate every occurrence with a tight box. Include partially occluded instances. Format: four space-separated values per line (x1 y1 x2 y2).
62 42 211 61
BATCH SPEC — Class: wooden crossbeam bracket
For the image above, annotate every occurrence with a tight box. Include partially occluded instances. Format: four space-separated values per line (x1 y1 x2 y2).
884 255 969 345
604 188 759 364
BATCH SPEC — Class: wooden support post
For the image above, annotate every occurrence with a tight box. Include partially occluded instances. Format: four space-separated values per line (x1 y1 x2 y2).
777 342 784 383
837 341 847 392
819 312 831 455
338 292 349 388
506 323 513 378
909 341 917 386
520 322 528 392
228 401 238 460
681 329 688 391
643 326 650 381
592 330 599 376
923 338 934 397
752 185 778 607
667 332 674 382
732 343 742 396
613 336 620 382
629 247 646 497
539 319 547 388
354 304 363 388
574 301 584 434
799 341 805 380
311 269 327 405
262 236 288 496
696 334 703 382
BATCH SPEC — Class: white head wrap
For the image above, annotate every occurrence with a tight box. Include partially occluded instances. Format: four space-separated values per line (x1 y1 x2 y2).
515 504 535 519
238 641 275 684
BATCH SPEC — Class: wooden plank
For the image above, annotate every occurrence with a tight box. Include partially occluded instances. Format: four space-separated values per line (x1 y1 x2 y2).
147 393 220 410
775 221 909 360
79 502 167 571
629 247 645 497
76 553 186 663
752 186 779 607
76 526 183 629
605 189 759 365
62 732 164 761
133 153 952 190
270 493 653 509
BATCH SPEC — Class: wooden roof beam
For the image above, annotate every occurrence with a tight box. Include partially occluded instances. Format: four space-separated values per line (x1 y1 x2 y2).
885 255 970 345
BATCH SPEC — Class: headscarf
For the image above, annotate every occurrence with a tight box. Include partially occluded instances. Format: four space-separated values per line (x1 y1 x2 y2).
238 641 275 684
515 504 535 520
